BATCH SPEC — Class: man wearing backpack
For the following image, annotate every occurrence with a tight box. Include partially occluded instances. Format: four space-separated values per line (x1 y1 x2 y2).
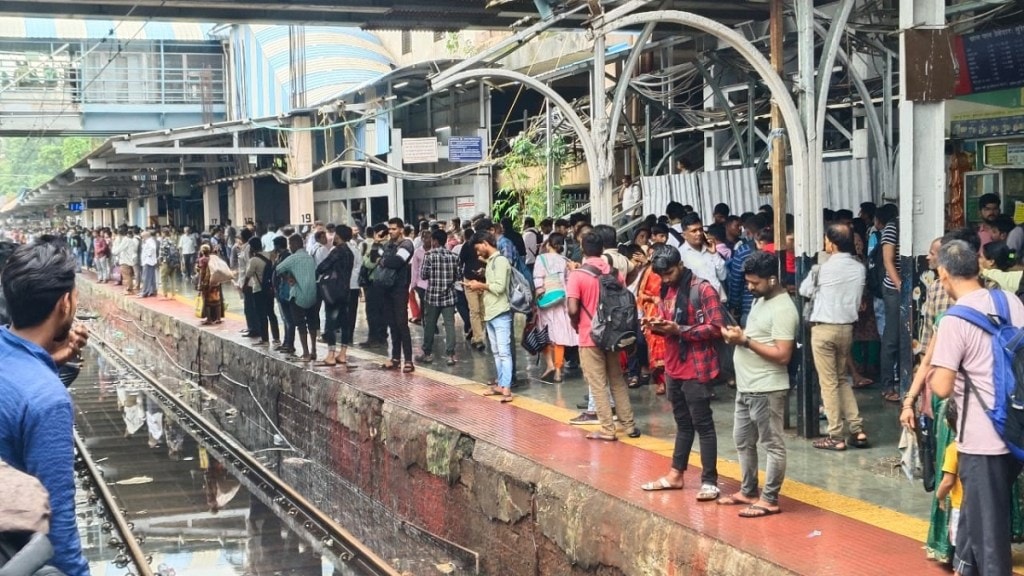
464 231 514 402
566 231 639 441
929 239 1024 576
639 244 724 500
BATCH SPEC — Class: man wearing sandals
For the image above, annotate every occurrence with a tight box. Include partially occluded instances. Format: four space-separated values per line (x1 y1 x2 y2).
464 231 515 401
639 244 724 500
720 251 798 518
801 223 870 451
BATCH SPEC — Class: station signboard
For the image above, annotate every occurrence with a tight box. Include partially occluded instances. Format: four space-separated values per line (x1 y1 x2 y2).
448 136 484 163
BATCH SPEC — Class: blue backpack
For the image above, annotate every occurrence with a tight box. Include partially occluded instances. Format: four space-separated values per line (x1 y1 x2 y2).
946 288 1024 461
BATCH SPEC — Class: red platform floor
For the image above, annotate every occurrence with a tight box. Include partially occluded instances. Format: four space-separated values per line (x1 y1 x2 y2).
84 276 992 575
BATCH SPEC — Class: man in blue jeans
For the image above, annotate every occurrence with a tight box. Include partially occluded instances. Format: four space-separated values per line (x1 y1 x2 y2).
464 231 514 402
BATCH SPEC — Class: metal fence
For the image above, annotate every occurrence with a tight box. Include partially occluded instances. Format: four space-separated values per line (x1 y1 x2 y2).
642 158 876 222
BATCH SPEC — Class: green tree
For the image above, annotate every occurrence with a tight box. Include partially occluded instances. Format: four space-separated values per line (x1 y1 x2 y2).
0 136 96 197
492 131 567 223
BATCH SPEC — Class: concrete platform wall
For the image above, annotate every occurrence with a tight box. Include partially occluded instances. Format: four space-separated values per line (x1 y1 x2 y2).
81 282 793 576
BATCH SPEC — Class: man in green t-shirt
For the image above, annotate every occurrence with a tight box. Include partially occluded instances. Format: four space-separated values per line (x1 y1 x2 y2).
720 251 798 518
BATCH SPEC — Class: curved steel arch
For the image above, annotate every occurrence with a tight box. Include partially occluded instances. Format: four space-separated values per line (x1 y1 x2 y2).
595 9 816 254
430 69 602 210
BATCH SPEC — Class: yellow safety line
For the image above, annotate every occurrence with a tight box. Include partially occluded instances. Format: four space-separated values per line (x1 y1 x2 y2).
139 293 1024 571
157 296 952 547
342 348 930 540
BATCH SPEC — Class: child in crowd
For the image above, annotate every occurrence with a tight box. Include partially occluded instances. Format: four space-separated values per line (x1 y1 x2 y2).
935 401 964 575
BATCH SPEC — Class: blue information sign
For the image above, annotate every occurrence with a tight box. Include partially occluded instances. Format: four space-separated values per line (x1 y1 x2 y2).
448 136 483 163
68 202 84 212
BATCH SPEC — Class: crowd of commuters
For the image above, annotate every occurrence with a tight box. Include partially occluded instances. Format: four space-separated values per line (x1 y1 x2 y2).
5 186 1024 573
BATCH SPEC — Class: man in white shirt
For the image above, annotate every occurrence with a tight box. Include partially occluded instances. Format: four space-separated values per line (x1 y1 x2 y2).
178 226 197 281
619 175 641 220
800 223 867 450
677 213 726 296
261 224 278 253
522 217 541 272
139 230 159 297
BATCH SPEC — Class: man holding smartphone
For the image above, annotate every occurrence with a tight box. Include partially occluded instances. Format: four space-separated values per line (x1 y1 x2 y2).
639 244 725 500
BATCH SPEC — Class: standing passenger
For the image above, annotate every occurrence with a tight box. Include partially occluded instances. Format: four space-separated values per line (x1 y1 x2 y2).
640 244 724 498
0 236 90 576
720 251 798 518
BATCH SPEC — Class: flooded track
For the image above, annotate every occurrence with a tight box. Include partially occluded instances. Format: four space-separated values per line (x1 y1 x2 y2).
71 332 476 576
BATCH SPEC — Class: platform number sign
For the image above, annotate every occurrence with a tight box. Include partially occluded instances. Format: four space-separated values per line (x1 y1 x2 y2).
301 213 312 224
68 202 84 212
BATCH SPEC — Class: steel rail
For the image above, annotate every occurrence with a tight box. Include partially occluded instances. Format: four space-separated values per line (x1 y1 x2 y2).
89 332 402 576
73 431 155 576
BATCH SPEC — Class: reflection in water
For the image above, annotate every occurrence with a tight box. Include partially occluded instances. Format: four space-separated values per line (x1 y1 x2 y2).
74 350 343 575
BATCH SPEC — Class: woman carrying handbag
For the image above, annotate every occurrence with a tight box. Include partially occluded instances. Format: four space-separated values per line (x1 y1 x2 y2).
532 233 578 382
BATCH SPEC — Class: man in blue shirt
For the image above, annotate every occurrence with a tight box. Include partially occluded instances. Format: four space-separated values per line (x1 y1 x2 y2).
0 236 89 575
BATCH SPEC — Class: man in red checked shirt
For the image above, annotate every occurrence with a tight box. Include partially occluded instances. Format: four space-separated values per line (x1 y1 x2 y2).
639 243 725 502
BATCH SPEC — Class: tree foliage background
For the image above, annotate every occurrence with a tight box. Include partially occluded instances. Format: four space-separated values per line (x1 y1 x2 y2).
0 137 96 197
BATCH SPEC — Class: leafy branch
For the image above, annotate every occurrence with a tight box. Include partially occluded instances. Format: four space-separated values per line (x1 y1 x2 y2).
493 131 567 223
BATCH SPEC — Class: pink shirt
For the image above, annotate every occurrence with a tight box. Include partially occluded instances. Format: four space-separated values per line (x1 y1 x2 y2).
932 288 1024 455
411 246 428 290
566 256 620 348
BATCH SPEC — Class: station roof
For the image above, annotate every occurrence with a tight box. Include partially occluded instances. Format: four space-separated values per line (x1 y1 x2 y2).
8 116 293 214
0 1 774 30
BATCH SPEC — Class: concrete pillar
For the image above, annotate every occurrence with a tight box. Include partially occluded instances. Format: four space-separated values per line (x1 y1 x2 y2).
288 115 315 227
234 179 256 227
203 185 221 230
900 0 945 255
143 197 159 228
81 210 93 229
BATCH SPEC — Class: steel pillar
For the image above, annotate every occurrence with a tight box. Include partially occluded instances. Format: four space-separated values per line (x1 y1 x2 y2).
595 10 811 252
591 33 614 225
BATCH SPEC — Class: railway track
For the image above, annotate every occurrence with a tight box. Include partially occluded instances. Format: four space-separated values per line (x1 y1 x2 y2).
86 333 402 576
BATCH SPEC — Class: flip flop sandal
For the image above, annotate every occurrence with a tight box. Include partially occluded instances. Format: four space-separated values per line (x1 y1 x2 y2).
850 434 870 449
402 362 415 373
482 389 504 396
500 395 513 403
381 360 400 370
738 504 782 518
585 433 617 442
640 478 683 492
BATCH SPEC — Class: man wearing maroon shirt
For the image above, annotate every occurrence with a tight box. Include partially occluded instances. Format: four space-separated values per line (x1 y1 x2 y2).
639 244 725 501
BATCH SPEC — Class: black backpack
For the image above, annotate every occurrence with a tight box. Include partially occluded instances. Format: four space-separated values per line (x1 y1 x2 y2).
579 263 639 351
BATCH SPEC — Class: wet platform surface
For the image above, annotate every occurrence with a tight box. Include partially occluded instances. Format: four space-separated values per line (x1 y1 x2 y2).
81 273 1003 574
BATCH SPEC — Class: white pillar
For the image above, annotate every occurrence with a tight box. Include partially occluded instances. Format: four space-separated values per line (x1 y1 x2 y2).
900 0 946 255
234 179 256 226
289 115 315 227
203 184 221 230
592 33 613 225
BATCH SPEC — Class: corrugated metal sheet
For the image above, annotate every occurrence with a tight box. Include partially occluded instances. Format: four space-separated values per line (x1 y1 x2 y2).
785 158 876 214
0 17 214 40
642 167 762 222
